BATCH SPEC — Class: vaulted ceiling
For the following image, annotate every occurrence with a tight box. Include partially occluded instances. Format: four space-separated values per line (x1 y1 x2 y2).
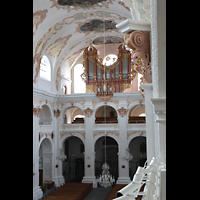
33 0 150 87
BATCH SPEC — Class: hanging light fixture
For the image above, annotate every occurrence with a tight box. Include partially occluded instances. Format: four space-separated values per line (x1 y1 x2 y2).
96 9 115 188
97 133 115 188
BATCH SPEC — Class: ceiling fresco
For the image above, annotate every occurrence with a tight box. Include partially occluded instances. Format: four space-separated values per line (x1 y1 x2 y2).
58 0 107 7
80 19 116 32
92 36 124 45
33 0 139 87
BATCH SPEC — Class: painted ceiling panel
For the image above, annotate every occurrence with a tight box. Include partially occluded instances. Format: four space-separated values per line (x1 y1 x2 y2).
33 0 137 84
80 19 116 32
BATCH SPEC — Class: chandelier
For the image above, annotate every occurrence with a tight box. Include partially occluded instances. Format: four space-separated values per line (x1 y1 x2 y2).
97 133 115 188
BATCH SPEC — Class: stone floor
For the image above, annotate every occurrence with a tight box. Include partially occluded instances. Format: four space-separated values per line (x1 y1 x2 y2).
84 186 113 200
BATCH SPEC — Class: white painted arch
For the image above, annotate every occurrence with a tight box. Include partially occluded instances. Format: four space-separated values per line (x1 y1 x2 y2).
93 102 120 119
60 132 85 150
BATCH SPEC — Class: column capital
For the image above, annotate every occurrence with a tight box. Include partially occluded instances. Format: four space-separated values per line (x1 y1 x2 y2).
151 97 166 122
54 109 61 118
33 106 42 117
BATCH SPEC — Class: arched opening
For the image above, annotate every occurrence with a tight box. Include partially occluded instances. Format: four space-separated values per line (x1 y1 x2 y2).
74 64 86 94
62 136 85 182
63 106 85 124
95 105 118 124
40 55 51 81
128 136 147 180
39 105 52 125
39 138 52 186
128 105 146 123
95 136 118 182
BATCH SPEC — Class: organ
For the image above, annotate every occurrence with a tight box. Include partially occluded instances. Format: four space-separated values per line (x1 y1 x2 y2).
81 43 137 101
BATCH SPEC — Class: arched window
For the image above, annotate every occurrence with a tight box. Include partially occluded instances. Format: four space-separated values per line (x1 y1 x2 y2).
40 55 51 81
103 54 117 66
74 64 86 93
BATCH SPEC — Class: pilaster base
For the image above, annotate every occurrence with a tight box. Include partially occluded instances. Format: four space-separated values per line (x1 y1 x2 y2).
116 177 131 184
53 176 65 187
33 186 43 200
82 176 97 188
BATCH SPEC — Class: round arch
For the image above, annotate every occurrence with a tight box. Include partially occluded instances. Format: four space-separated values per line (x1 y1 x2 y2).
38 137 54 185
93 102 119 119
127 132 146 146
128 136 147 179
39 101 54 119
93 133 119 149
127 100 145 117
39 135 54 152
60 133 85 149
61 135 85 182
60 102 84 122
94 135 119 181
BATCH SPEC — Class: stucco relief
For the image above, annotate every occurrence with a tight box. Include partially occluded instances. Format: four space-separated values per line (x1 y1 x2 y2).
117 107 128 117
33 9 126 76
33 9 48 35
83 107 94 117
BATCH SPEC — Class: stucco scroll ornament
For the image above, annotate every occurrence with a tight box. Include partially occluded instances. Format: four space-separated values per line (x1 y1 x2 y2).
33 106 42 117
125 30 151 97
33 53 41 83
117 107 128 117
83 107 94 117
54 109 61 118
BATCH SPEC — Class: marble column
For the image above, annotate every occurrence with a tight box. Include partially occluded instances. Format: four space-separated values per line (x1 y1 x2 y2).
33 107 43 200
117 109 131 184
52 108 65 187
141 83 155 160
82 109 97 187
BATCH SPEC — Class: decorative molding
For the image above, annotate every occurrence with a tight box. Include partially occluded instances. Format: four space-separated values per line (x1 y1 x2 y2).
116 19 151 33
117 107 128 117
33 106 42 117
127 132 136 139
93 132 119 138
150 0 159 98
151 97 166 122
60 132 85 139
83 107 94 117
54 109 61 118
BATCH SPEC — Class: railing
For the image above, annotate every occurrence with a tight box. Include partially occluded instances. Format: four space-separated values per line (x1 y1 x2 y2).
61 124 85 130
114 157 166 200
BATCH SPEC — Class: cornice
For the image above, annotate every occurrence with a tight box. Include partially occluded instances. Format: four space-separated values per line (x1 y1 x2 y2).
33 88 58 101
151 97 166 122
116 18 151 33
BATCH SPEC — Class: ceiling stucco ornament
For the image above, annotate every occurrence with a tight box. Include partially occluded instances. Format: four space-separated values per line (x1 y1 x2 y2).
58 0 107 7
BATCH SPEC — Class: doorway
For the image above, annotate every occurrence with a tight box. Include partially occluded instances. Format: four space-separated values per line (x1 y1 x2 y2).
95 136 118 181
62 136 85 182
128 136 147 180
39 138 52 185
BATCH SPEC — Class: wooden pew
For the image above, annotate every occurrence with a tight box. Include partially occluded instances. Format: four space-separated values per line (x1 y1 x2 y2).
43 182 92 200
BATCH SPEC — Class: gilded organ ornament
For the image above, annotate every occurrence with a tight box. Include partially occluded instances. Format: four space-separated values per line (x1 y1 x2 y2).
124 30 152 97
82 43 137 101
